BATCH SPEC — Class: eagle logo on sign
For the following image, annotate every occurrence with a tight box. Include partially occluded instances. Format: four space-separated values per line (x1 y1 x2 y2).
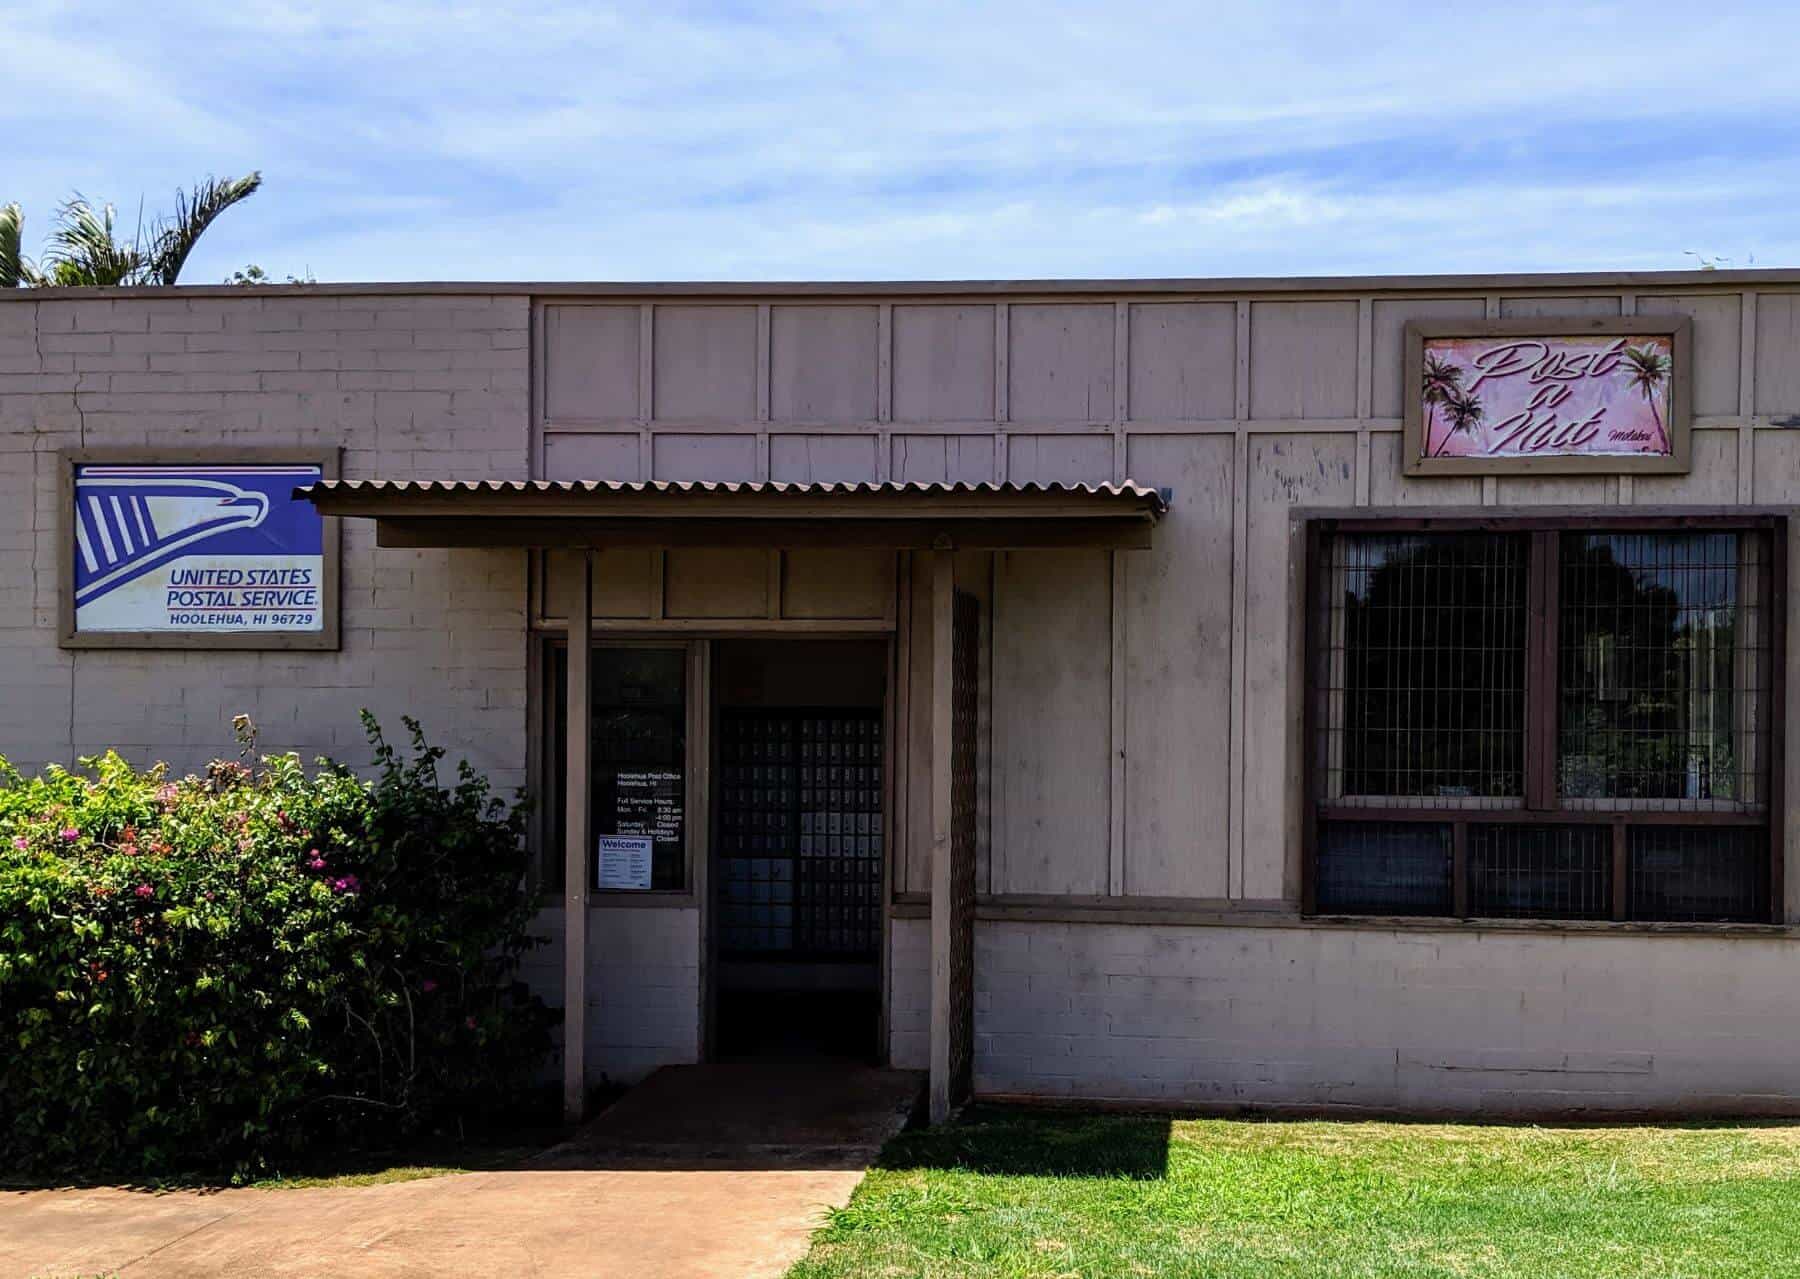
73 476 270 605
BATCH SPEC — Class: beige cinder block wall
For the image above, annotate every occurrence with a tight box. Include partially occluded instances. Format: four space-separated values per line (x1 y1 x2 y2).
0 292 532 786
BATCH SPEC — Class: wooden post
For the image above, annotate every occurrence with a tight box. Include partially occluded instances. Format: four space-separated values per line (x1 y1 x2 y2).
563 550 593 1125
928 546 954 1124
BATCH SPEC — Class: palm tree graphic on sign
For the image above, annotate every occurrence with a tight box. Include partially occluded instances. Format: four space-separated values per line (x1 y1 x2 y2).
1421 351 1463 455
1442 388 1485 452
1620 344 1672 452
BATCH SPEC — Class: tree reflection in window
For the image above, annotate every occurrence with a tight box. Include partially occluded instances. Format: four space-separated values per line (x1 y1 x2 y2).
1334 533 1527 800
1559 533 1751 805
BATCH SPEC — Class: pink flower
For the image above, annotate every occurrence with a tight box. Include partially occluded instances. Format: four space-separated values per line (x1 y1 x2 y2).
331 874 361 895
135 883 154 899
306 849 327 871
465 1015 477 1030
422 979 438 994
11 836 26 851
60 827 79 842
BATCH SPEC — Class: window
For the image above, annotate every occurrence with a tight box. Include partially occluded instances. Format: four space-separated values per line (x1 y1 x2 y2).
1307 518 1784 923
541 641 692 892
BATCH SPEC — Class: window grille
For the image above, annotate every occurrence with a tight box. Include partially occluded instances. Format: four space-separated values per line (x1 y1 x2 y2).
1629 826 1767 923
1559 532 1769 812
1321 532 1527 806
1317 821 1452 915
1307 519 1782 925
1468 824 1610 920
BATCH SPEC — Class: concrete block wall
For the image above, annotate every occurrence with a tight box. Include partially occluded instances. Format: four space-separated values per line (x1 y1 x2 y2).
524 906 703 1085
888 916 930 1069
0 293 531 786
974 920 1800 1115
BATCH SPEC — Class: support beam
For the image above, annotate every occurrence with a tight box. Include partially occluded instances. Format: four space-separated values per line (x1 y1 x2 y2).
562 550 593 1125
928 547 955 1124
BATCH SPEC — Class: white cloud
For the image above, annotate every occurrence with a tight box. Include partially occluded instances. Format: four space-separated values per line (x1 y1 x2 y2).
2 1 1797 281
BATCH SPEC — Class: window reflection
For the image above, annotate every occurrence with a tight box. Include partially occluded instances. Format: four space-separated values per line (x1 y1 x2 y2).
1558 533 1759 806
1329 533 1528 800
545 645 689 892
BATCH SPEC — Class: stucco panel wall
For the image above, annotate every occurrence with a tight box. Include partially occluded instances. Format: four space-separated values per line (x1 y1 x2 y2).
975 919 1800 1114
0 293 531 785
532 286 1800 916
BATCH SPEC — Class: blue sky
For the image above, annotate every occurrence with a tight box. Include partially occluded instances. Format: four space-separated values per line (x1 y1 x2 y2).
6 2 1799 283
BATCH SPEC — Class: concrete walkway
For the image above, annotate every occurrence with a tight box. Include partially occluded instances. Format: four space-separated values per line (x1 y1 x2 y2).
0 1064 924 1279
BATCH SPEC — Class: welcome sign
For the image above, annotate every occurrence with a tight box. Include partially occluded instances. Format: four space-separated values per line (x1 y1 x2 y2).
60 451 340 649
1403 318 1691 476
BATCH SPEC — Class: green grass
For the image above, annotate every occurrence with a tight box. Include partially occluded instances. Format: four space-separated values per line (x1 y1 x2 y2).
787 1108 1800 1278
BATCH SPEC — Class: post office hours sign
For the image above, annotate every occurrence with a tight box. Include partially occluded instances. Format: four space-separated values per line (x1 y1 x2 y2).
60 450 341 650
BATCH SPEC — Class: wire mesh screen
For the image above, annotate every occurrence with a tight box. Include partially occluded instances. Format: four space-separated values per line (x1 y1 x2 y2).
718 709 882 958
1559 532 1769 811
1629 826 1767 922
1319 533 1528 806
1468 824 1610 919
1317 821 1452 915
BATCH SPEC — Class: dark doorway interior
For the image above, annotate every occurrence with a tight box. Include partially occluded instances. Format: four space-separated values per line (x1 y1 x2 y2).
711 639 886 1062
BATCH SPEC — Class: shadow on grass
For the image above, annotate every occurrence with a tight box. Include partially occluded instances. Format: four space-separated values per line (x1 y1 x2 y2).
876 1105 1173 1181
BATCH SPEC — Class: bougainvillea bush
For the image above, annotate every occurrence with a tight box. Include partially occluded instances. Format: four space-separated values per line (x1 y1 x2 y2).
0 715 553 1179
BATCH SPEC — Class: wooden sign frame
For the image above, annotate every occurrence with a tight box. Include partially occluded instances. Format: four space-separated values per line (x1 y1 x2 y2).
1402 316 1693 477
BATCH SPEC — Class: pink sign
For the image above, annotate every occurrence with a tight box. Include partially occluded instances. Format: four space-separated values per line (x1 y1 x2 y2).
1419 333 1674 461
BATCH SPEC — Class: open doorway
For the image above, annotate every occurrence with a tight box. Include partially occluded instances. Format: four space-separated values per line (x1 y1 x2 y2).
709 638 887 1062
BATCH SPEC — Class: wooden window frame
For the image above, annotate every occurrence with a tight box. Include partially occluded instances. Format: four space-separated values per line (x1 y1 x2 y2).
535 634 706 903
1301 511 1788 924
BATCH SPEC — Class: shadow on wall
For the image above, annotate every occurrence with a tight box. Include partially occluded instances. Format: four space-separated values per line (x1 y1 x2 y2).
878 1107 1174 1181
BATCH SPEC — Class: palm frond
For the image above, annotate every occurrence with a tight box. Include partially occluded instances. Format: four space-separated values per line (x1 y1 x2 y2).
1445 388 1486 435
0 202 33 287
41 197 145 287
1620 344 1670 395
1421 351 1463 403
148 172 263 285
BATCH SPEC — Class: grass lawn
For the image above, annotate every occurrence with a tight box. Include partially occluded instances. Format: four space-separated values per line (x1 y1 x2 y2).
787 1108 1800 1278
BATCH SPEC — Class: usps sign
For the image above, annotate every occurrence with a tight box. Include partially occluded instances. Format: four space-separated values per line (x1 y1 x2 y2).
62 453 339 649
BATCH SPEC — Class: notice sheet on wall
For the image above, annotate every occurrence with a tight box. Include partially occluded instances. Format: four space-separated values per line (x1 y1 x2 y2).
597 835 654 890
614 770 683 845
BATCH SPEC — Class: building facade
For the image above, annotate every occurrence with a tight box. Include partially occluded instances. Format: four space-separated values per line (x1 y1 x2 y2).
4 272 1798 1119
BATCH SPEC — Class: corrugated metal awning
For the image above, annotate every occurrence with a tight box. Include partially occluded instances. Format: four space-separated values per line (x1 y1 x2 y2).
295 478 1168 549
